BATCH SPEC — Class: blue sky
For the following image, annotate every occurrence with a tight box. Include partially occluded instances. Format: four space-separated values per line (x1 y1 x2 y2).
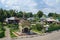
0 0 60 14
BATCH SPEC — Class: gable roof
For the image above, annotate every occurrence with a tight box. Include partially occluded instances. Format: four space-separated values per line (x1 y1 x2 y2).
19 19 30 26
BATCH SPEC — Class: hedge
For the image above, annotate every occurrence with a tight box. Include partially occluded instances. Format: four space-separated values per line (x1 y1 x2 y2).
7 24 19 30
0 22 5 38
0 30 5 38
46 24 60 32
31 23 43 31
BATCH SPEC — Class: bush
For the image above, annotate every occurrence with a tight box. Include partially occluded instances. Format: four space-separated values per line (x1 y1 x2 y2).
46 24 60 32
36 24 43 31
0 22 5 38
8 24 19 30
0 30 5 38
31 23 43 31
10 30 16 37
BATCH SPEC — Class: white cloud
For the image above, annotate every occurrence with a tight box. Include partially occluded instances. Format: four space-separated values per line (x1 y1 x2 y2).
43 0 59 6
43 0 60 9
0 0 5 4
43 0 60 14
0 0 37 13
42 8 56 15
0 0 60 14
42 8 60 15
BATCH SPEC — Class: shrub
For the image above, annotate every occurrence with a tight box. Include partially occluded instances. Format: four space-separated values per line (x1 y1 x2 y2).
46 24 60 32
0 22 5 38
8 24 19 30
31 23 43 31
0 31 5 38
10 30 16 37
36 24 43 31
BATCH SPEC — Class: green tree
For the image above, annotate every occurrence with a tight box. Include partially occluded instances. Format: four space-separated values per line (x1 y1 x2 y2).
48 13 59 18
31 23 43 31
0 8 5 22
16 11 23 18
8 10 16 17
23 12 33 18
33 14 37 17
48 13 54 17
27 12 33 18
37 11 43 18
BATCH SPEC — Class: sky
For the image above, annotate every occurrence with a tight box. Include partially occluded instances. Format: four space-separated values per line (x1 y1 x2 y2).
0 0 60 15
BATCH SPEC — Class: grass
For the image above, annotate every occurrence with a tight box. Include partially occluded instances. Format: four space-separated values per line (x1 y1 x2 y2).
6 24 20 38
31 29 43 34
0 23 5 38
0 30 5 38
10 29 17 38
10 27 20 38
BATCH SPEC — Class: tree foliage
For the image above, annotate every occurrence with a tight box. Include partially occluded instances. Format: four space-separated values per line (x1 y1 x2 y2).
0 8 60 22
0 22 5 38
37 11 43 18
48 13 59 18
24 12 33 18
16 11 23 18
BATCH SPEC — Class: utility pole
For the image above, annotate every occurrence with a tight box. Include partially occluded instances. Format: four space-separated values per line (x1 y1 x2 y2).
23 11 26 19
23 11 24 19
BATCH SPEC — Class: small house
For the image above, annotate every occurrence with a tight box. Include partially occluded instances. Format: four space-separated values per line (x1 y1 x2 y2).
40 15 46 22
46 17 60 24
46 17 56 23
5 17 20 24
40 17 60 24
27 17 35 21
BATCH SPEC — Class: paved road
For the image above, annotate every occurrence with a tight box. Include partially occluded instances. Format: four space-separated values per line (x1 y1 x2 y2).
13 30 60 40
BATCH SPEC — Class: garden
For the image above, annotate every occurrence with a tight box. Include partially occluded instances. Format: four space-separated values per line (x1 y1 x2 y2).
7 24 19 37
0 22 5 38
31 23 60 34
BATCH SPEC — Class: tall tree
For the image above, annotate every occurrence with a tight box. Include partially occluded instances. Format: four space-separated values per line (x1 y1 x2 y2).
8 10 16 17
16 11 23 18
0 8 5 22
37 11 43 18
48 13 59 18
48 13 54 17
26 12 33 18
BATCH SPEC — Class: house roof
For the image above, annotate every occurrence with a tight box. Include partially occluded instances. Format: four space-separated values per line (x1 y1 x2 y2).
46 18 56 21
27 17 35 20
40 15 46 20
19 19 30 26
6 17 20 20
5 17 20 22
8 17 15 20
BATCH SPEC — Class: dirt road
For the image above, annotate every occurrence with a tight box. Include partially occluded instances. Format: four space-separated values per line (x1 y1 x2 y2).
0 29 60 40
13 30 60 40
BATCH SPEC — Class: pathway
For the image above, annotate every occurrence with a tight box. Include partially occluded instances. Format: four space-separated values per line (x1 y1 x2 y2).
13 30 60 40
0 27 11 40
